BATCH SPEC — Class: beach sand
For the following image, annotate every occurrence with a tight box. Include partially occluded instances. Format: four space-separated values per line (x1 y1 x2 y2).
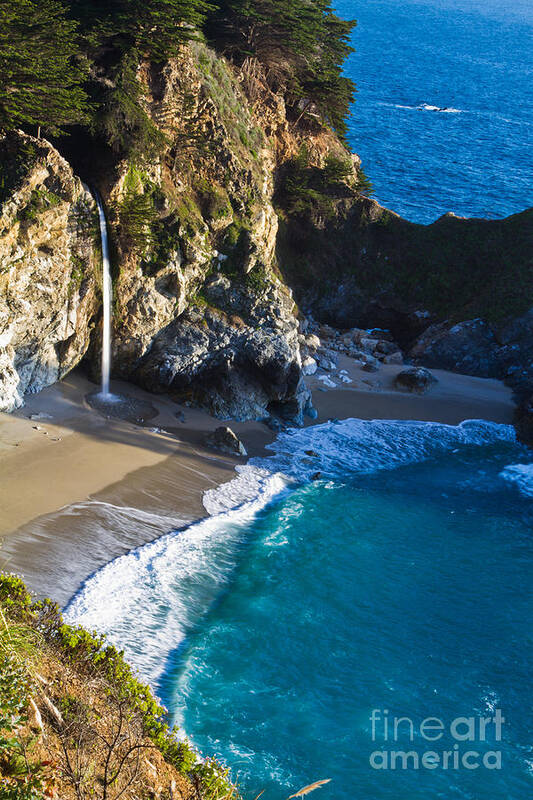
0 360 515 604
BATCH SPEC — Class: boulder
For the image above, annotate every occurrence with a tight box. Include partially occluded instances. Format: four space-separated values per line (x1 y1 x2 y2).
302 356 318 376
409 319 499 377
361 359 379 373
394 366 438 394
383 351 404 365
205 426 247 456
304 334 321 351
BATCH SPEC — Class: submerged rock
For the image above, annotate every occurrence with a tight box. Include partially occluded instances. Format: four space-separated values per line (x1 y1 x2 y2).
205 426 247 457
394 366 438 394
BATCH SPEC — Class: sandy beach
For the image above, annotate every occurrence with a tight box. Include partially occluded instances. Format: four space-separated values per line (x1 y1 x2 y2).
0 359 515 604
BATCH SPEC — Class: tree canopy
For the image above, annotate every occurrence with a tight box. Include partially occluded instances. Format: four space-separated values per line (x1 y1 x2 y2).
0 0 89 135
206 0 356 136
0 0 356 147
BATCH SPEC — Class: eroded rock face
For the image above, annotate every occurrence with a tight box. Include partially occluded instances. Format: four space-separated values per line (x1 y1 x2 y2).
0 131 99 411
409 314 533 394
409 320 499 377
98 44 308 423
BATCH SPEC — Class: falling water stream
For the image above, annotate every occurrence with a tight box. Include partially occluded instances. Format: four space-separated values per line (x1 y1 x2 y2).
95 191 112 398
87 191 158 422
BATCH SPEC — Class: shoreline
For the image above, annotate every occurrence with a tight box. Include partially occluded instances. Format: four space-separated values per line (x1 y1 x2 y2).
0 361 515 605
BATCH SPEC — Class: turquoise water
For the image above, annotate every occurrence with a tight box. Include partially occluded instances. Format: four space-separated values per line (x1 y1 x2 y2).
66 420 533 800
337 0 533 222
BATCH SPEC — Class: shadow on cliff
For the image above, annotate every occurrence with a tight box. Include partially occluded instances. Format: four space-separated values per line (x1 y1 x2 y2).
276 193 533 342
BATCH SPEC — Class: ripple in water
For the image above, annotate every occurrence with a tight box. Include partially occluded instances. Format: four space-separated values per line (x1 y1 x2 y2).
65 418 533 800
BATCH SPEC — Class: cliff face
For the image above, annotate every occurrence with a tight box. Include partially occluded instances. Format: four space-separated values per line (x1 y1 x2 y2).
102 45 310 421
278 195 533 395
0 40 532 419
0 131 99 411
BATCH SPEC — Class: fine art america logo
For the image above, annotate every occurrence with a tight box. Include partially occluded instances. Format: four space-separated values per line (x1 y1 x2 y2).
369 709 504 771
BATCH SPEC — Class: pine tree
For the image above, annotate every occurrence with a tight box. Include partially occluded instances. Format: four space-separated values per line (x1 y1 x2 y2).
0 0 89 135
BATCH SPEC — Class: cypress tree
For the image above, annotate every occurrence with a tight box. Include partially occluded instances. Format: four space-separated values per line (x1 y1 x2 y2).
0 0 89 135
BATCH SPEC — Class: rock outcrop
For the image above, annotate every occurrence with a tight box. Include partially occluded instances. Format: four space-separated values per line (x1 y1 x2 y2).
409 312 533 394
394 366 438 394
0 39 531 424
92 44 312 423
0 131 99 411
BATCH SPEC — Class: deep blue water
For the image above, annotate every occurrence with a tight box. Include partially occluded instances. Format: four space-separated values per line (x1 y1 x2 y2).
66 420 533 800
336 0 533 222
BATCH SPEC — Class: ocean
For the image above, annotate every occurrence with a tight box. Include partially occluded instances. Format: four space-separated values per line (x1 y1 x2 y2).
64 3 533 799
65 420 533 800
338 0 533 222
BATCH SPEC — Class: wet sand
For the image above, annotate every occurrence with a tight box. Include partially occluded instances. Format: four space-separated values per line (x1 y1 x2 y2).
0 362 515 604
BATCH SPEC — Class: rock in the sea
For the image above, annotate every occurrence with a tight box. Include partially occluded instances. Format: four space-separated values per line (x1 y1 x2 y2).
394 366 438 394
514 395 533 447
205 426 247 457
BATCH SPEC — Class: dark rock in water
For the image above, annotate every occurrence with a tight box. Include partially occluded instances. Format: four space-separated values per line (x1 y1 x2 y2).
205 426 247 457
305 449 319 457
310 472 322 481
514 395 533 447
361 360 379 373
86 392 159 424
394 367 438 394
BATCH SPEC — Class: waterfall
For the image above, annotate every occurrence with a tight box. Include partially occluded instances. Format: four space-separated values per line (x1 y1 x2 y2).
95 192 112 397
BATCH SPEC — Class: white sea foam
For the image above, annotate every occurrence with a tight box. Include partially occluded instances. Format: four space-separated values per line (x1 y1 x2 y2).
380 101 464 114
64 467 290 684
252 418 515 482
64 418 517 688
499 463 533 497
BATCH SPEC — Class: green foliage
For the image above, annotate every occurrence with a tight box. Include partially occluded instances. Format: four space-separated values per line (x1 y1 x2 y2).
17 188 61 224
0 655 45 799
0 573 237 799
70 0 210 64
0 581 45 800
0 575 32 615
0 138 38 207
206 0 356 136
97 50 168 159
277 147 344 222
323 155 352 184
195 178 232 221
117 165 158 254
0 0 89 135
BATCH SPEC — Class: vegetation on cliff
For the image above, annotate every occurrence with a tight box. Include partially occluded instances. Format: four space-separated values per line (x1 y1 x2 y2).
0 0 356 155
0 574 235 800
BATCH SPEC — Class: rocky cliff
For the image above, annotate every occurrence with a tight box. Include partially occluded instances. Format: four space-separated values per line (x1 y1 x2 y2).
277 193 533 397
0 40 532 423
0 131 99 411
